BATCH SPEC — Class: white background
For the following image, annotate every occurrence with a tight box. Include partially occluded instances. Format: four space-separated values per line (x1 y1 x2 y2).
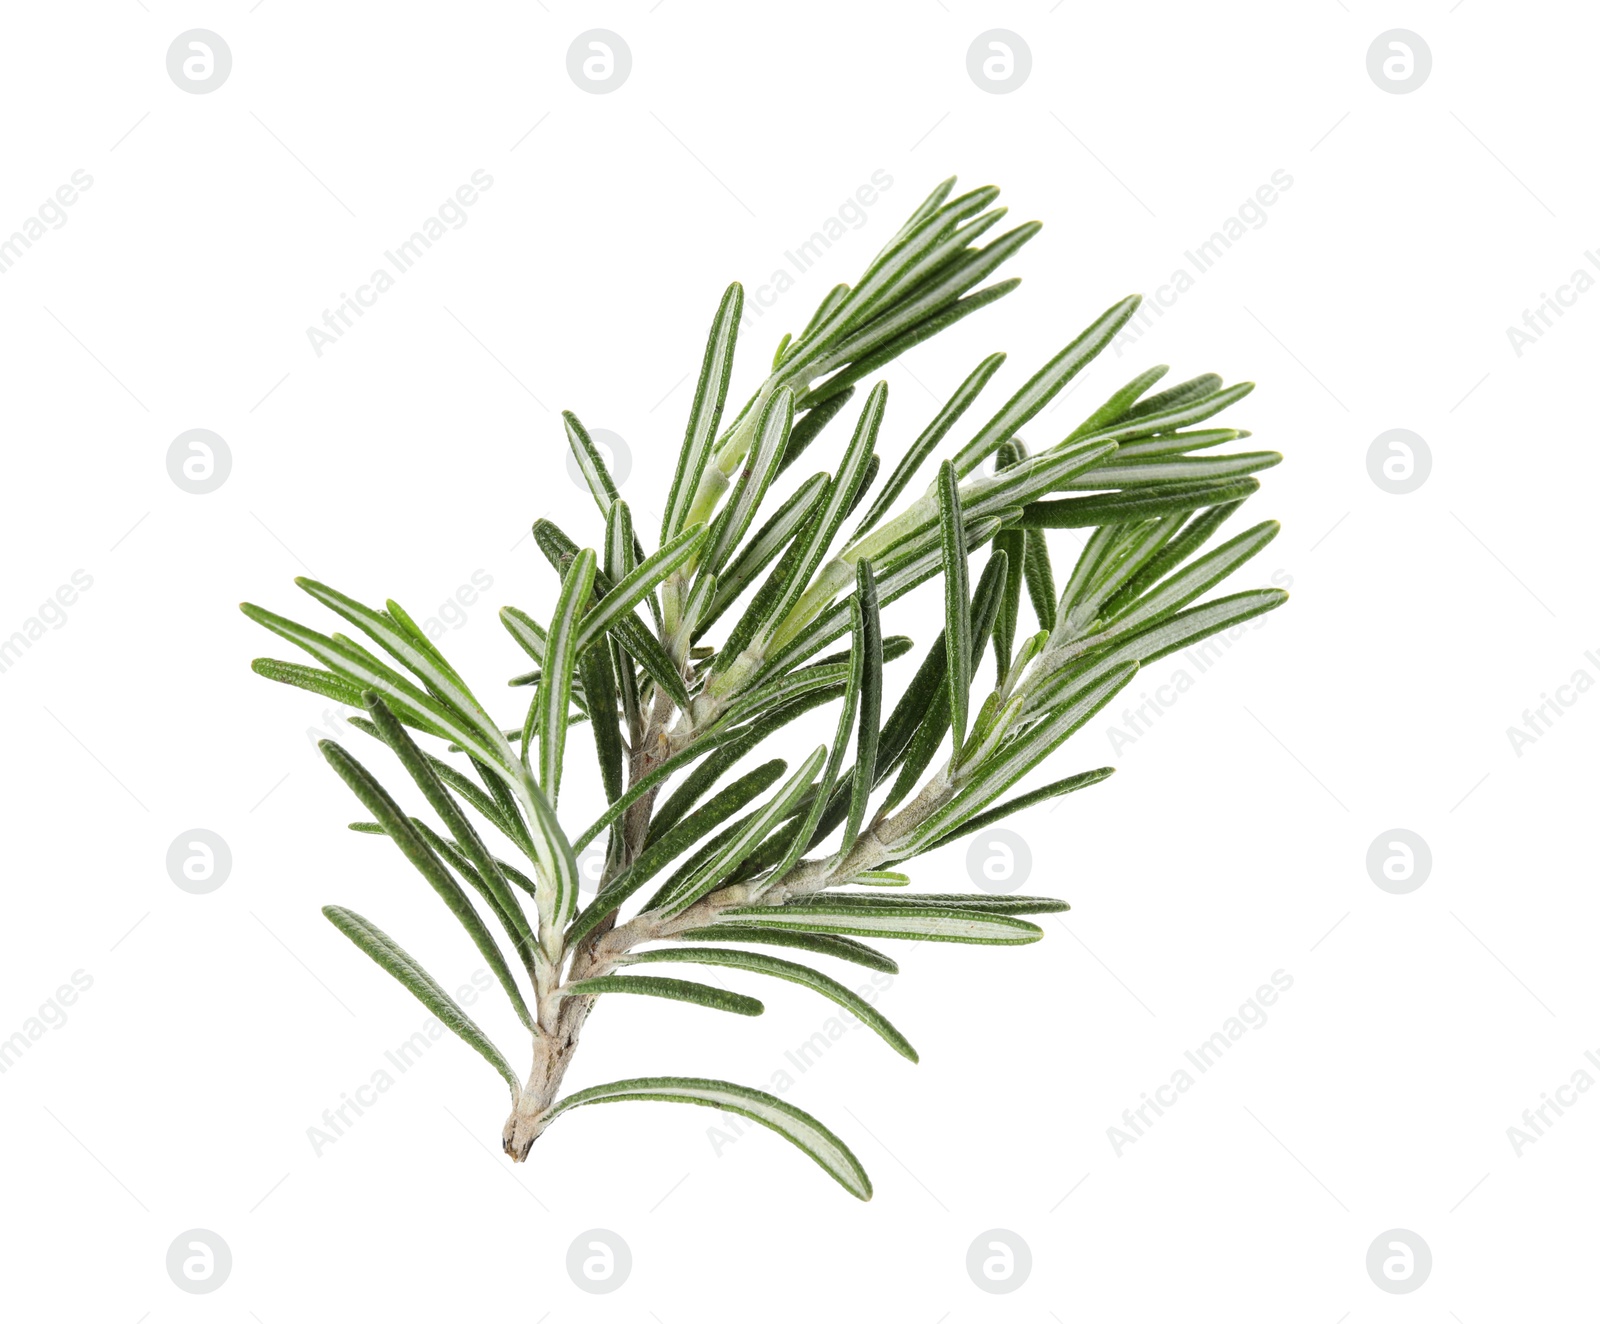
1 3 1595 1319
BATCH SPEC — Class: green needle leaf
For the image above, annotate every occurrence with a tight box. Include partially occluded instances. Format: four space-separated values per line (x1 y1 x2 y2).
757 602 863 893
852 352 1006 540
1099 501 1245 619
698 389 794 580
384 599 470 692
1120 372 1223 421
571 712 794 855
702 473 828 635
623 947 917 1061
900 663 1138 855
1025 589 1288 716
579 644 623 804
841 561 882 855
989 441 1027 681
250 658 367 708
563 975 764 1017
528 518 691 710
798 283 853 342
541 548 596 807
1065 364 1170 441
544 1076 872 1199
952 294 1142 477
1056 518 1186 638
1081 381 1254 443
790 186 999 364
1022 528 1056 633
1052 451 1281 490
408 820 534 970
1107 427 1242 460
606 497 636 583
361 696 536 960
716 661 851 731
873 627 949 789
813 229 1031 381
711 902 1043 945
566 759 788 947
348 715 529 847
604 496 662 636
841 869 910 887
563 410 622 518
664 283 743 543
790 891 1066 915
511 767 582 946
294 579 499 747
1019 477 1263 528
242 603 507 770
802 279 1021 411
754 512 1005 684
661 747 827 915
776 390 856 477
880 549 1007 812
937 460 972 759
1082 520 1282 648
576 522 707 653
499 607 548 666
926 767 1115 850
763 383 886 648
323 906 520 1091
318 740 533 1029
674 925 898 974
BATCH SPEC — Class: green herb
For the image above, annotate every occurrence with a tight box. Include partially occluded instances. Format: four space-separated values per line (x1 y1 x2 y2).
244 176 1286 1198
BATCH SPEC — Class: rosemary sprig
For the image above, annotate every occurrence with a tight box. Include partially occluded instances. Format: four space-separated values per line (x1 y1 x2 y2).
244 175 1287 1199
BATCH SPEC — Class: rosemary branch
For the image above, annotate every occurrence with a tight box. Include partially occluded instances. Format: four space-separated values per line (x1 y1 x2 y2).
245 174 1288 1197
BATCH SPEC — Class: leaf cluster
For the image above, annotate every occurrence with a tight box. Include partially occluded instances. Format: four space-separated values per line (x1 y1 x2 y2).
244 176 1286 1197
